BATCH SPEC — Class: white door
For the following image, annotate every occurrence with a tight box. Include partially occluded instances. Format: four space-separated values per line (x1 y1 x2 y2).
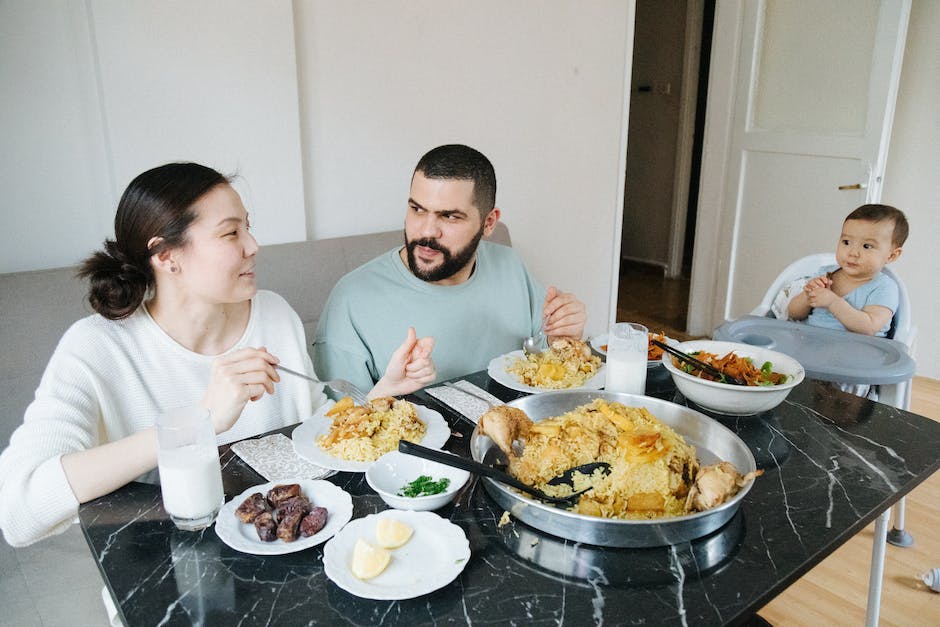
688 0 910 332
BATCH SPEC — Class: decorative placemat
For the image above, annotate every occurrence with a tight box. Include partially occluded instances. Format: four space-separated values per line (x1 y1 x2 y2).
425 380 501 424
231 433 335 481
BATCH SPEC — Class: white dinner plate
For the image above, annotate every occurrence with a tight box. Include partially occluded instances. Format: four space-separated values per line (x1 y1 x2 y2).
487 349 606 394
292 401 450 473
323 510 470 600
590 333 679 369
214 479 353 555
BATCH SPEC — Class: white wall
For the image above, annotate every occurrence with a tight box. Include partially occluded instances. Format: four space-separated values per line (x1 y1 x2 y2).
0 0 306 272
295 1 632 336
0 2 111 271
881 0 940 377
1 0 630 340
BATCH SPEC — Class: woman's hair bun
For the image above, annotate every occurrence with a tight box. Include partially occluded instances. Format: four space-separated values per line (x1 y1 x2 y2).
78 239 151 320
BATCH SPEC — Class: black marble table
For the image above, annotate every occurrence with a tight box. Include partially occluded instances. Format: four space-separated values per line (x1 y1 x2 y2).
78 369 940 626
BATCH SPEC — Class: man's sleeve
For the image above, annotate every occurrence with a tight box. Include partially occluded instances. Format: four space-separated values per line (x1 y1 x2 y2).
312 288 380 395
312 339 378 396
521 262 548 335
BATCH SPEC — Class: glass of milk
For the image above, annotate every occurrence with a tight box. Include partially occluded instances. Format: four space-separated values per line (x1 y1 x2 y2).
156 406 224 531
605 322 648 395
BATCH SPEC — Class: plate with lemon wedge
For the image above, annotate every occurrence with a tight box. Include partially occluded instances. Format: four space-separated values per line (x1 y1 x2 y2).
323 509 470 600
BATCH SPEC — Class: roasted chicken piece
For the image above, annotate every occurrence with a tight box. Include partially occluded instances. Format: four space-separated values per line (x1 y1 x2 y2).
548 337 593 361
686 461 763 511
369 397 396 412
478 405 533 457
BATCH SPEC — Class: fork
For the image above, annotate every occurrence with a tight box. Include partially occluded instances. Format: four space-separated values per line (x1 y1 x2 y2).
274 364 371 405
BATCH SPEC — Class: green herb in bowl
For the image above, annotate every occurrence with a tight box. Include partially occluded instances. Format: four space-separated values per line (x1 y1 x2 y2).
398 475 451 498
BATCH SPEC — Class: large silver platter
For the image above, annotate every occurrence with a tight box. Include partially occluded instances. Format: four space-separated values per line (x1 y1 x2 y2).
470 390 757 547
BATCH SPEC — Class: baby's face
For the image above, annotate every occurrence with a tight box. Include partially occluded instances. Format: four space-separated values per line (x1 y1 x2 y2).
836 218 902 280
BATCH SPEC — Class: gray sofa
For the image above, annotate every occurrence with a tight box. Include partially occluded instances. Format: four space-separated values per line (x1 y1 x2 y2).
0 224 510 448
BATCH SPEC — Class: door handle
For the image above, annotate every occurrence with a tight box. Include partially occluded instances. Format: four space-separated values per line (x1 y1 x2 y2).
838 183 868 190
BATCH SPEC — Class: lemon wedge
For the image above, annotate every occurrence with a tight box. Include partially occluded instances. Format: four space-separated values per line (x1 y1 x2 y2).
376 518 414 549
351 539 391 580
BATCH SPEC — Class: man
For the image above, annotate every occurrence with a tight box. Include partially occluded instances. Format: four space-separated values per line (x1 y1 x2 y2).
313 144 586 390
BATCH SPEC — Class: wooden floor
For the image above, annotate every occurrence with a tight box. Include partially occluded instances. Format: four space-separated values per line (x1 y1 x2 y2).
616 262 940 626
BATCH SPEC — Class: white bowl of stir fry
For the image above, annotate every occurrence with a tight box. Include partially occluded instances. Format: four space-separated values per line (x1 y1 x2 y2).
367 451 470 511
662 340 805 416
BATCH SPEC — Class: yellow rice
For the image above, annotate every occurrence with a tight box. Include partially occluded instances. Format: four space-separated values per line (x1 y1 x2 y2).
507 347 601 389
317 399 426 462
509 399 699 520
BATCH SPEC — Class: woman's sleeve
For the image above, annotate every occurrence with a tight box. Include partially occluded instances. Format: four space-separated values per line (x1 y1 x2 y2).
0 330 101 546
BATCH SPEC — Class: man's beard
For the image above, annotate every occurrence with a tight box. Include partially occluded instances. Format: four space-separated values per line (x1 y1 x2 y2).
404 226 484 282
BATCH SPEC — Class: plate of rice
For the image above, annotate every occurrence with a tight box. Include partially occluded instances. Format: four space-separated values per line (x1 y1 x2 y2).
293 397 450 472
488 341 606 393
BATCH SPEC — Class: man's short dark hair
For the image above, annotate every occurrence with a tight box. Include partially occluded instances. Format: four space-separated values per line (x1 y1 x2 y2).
845 204 909 247
414 144 496 214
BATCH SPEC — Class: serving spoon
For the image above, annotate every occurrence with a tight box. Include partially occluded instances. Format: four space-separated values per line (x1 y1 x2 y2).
398 441 593 506
546 461 612 488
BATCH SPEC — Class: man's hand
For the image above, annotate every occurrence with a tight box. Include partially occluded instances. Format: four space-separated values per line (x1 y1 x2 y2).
370 327 436 399
542 286 586 341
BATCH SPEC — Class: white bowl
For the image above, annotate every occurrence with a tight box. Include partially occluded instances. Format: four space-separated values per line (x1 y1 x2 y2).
661 339 805 416
366 451 470 511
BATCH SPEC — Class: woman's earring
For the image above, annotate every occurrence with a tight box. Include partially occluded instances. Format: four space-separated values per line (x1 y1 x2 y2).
170 265 178 273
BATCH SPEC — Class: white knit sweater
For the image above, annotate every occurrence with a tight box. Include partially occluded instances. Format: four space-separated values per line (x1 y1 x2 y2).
0 290 326 546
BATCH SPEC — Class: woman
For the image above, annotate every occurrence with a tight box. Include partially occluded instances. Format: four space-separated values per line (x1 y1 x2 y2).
0 163 435 546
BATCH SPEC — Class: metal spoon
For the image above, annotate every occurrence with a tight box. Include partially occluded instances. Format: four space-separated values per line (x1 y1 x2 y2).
398 441 590 506
523 328 545 355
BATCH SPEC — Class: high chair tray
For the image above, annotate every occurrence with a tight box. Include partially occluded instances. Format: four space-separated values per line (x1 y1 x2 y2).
713 316 914 384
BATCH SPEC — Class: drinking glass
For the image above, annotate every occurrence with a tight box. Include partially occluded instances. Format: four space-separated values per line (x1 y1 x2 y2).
605 322 648 394
156 406 224 531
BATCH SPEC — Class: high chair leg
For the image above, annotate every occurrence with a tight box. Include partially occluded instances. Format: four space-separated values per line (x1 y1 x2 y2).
886 496 914 547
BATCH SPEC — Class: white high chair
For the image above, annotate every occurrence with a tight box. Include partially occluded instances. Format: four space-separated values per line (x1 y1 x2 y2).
751 252 917 409
727 252 918 627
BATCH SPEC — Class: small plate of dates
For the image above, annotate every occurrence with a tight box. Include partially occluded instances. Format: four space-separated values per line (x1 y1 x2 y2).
215 479 353 555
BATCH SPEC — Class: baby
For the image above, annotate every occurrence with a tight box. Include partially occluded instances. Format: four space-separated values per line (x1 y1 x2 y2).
788 204 908 337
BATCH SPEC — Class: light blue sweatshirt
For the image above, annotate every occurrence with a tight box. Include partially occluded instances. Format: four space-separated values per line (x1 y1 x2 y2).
313 241 545 391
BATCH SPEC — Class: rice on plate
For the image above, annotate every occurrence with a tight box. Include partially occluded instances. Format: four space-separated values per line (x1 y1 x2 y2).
317 397 426 462
507 338 602 389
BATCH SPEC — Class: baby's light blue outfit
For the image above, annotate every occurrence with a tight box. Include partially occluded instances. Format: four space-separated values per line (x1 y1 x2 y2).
805 264 898 337
800 264 899 400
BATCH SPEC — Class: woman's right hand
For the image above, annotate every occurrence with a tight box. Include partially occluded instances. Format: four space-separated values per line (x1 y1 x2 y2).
201 347 280 434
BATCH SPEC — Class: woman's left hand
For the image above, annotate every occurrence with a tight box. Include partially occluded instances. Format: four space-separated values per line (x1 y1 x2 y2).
370 327 436 399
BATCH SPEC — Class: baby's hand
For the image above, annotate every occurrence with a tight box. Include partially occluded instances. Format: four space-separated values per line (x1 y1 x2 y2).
805 284 838 308
804 275 832 292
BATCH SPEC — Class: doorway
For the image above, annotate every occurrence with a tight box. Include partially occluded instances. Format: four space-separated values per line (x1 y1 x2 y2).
618 0 714 340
